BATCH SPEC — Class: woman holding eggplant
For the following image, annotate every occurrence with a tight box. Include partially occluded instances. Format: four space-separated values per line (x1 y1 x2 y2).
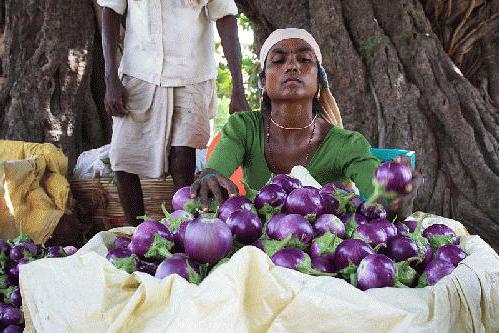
192 28 422 221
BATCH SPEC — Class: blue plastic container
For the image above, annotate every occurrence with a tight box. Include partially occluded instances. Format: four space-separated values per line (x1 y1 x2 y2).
370 148 416 170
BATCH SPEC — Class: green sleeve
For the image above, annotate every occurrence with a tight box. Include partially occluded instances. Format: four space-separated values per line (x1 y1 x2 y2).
341 133 380 198
206 113 247 178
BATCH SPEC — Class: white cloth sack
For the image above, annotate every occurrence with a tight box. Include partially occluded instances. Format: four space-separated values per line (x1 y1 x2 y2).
20 214 499 333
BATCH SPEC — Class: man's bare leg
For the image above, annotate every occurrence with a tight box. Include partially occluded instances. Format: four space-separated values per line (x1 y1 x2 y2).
169 146 196 191
115 171 145 226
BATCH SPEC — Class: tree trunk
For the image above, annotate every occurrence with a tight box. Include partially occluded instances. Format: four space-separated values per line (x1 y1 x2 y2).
235 0 499 251
0 0 109 171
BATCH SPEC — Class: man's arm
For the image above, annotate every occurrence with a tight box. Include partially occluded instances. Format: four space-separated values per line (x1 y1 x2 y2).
216 15 250 114
102 7 126 117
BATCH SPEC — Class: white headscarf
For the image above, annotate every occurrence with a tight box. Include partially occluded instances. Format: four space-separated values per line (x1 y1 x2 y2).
259 28 323 66
259 28 343 128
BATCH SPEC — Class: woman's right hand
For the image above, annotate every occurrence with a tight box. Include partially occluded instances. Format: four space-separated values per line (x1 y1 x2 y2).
190 168 239 210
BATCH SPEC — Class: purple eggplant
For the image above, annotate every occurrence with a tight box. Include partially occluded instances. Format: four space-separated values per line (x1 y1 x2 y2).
169 209 193 221
184 216 233 264
251 239 265 252
7 259 30 285
269 174 302 194
271 248 307 270
137 261 158 275
353 220 397 247
418 259 455 286
284 188 323 221
106 248 140 274
356 254 396 290
128 220 174 260
0 304 22 326
358 203 387 221
226 210 263 245
155 253 201 284
172 220 191 253
401 220 418 233
340 213 368 225
374 161 413 195
218 196 254 222
45 246 65 258
348 196 364 212
254 184 287 210
172 186 192 211
386 237 419 262
333 239 375 271
313 214 345 238
423 224 459 250
271 248 331 276
266 212 284 235
341 213 369 239
9 245 30 262
394 222 410 237
370 219 398 239
433 244 466 267
114 236 132 250
3 325 24 333
63 246 78 256
320 193 340 215
266 214 314 246
311 255 335 273
9 287 21 307
320 182 353 196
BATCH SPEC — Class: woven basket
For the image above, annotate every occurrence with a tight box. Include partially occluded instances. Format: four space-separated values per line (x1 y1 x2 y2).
70 177 175 230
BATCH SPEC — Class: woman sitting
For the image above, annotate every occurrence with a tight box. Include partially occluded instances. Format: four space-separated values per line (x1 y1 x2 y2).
192 28 420 220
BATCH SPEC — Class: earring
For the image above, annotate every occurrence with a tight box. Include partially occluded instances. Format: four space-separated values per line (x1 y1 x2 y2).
316 88 321 100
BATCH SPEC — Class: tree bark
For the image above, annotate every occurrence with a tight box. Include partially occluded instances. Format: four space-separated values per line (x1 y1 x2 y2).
0 0 109 171
236 0 499 251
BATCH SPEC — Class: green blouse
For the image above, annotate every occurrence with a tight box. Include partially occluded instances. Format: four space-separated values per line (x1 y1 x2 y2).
207 112 380 197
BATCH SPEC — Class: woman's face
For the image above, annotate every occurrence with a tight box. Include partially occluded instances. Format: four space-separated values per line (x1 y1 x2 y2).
263 38 319 102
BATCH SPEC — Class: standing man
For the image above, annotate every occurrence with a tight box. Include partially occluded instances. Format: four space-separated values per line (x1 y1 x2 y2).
98 0 249 225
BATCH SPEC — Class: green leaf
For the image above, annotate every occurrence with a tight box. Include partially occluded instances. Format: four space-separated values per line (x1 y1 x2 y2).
0 275 9 289
112 255 139 274
336 193 356 215
305 214 317 223
344 217 359 239
313 231 343 256
242 180 259 203
0 285 16 303
0 252 9 270
261 236 292 257
144 234 174 261
428 234 455 250
286 237 308 250
187 264 203 285
337 262 358 286
416 273 429 288
258 204 283 223
396 261 419 287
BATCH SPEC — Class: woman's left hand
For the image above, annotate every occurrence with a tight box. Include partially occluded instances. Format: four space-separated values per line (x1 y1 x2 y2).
385 156 424 221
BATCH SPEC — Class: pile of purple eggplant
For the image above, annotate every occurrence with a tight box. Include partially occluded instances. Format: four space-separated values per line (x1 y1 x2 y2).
106 161 467 290
0 234 78 332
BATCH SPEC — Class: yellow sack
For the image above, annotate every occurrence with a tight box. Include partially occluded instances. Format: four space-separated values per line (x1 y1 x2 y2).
0 140 69 243
20 213 499 333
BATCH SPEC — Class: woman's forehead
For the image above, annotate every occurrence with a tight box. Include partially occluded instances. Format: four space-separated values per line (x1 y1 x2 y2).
269 38 315 55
